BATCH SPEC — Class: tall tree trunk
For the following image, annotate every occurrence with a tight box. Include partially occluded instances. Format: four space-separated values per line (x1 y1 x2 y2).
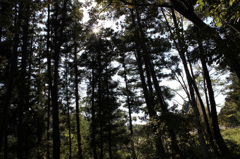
106 73 113 159
135 7 167 112
52 33 61 159
185 49 219 154
97 48 104 159
168 0 240 81
108 118 112 159
130 8 166 158
188 57 219 155
198 41 229 154
121 53 137 159
202 75 211 118
0 2 21 151
65 56 72 159
172 9 209 159
46 2 52 159
67 96 72 159
99 86 103 159
121 0 240 80
74 42 83 159
52 1 68 158
91 68 98 159
179 51 210 159
18 2 30 158
4 131 8 159
135 6 181 157
162 8 209 159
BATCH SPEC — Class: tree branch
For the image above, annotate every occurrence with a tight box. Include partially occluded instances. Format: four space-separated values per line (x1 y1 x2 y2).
118 0 173 8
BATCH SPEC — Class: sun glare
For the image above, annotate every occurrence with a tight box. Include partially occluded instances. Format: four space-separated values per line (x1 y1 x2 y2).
93 27 100 34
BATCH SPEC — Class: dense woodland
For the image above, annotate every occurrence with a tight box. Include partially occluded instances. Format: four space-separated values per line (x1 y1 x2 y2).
0 0 240 159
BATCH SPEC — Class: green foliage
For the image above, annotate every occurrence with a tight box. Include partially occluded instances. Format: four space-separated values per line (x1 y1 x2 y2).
196 0 240 27
155 111 201 158
221 128 240 157
132 124 157 159
222 128 240 145
219 73 240 127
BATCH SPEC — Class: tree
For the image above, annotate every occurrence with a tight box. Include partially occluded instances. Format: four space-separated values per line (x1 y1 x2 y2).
219 73 240 127
1 0 239 158
51 0 70 158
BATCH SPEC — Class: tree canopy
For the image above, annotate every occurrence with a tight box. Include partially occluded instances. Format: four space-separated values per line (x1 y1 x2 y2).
0 0 240 159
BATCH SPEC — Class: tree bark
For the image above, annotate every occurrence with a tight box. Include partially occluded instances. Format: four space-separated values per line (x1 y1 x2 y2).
46 2 52 159
91 68 98 159
74 41 83 159
65 56 72 159
198 41 229 154
188 60 219 155
106 72 113 159
96 39 104 159
179 51 210 159
0 2 21 151
52 1 68 158
135 6 181 157
185 49 219 154
162 8 210 159
120 0 240 81
4 131 8 159
52 31 61 159
121 53 137 159
203 75 211 118
18 2 30 158
130 8 166 158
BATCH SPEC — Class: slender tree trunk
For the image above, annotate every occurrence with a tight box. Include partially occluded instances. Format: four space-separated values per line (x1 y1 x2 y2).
108 118 112 159
4 131 8 159
18 2 30 158
46 3 52 159
185 50 219 154
67 98 72 159
198 41 229 154
162 8 209 159
130 8 166 158
135 8 167 112
189 62 219 155
172 10 209 159
99 89 103 159
52 1 68 158
170 0 240 81
91 68 98 159
106 74 113 159
0 2 21 151
121 0 240 80
135 6 181 157
179 51 209 159
52 2 62 158
97 50 104 159
121 53 137 159
65 56 72 159
74 42 83 159
47 85 51 159
52 34 61 159
203 75 211 118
